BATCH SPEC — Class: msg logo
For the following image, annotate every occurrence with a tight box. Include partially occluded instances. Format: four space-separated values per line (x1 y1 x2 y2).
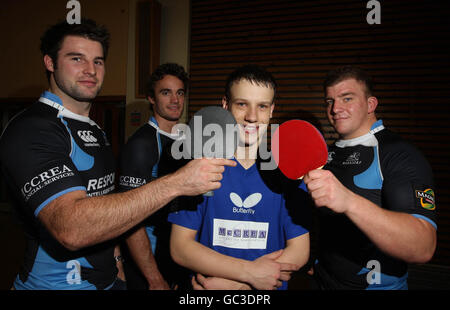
415 189 436 210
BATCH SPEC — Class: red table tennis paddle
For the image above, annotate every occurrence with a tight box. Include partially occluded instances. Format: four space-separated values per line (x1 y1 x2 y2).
271 120 328 180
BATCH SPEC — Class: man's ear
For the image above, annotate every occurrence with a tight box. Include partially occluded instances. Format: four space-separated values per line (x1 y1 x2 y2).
43 55 55 73
147 96 155 106
367 96 378 114
222 96 229 110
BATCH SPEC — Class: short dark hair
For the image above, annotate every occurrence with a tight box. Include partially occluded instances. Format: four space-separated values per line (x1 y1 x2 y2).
146 63 190 99
323 66 374 97
224 64 277 103
40 18 110 81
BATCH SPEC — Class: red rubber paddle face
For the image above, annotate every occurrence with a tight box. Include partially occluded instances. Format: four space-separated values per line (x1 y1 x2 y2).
271 120 328 180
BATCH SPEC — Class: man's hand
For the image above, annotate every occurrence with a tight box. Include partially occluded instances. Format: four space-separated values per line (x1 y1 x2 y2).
246 250 299 290
303 169 355 213
173 158 236 196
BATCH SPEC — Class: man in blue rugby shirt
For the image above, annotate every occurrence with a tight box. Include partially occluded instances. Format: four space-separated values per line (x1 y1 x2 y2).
304 66 437 289
119 63 191 290
0 19 234 290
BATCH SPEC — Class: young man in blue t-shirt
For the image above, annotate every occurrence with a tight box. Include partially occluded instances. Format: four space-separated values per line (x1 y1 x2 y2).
168 65 310 290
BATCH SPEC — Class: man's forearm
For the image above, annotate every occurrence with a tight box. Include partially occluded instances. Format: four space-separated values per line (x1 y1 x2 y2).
126 227 167 288
345 194 436 263
41 173 180 250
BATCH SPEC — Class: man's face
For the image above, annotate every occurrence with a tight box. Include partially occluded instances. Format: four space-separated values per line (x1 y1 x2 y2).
223 79 274 147
325 78 377 140
49 35 105 102
149 75 185 122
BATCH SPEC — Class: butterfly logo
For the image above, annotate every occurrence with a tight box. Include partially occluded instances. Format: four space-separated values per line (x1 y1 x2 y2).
229 192 262 209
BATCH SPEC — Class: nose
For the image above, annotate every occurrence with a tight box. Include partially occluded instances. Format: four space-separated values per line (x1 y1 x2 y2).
245 105 257 123
330 98 344 114
171 93 180 103
83 61 96 76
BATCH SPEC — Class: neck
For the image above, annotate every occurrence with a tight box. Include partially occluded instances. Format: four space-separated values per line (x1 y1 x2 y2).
49 83 91 117
235 144 257 169
340 117 378 140
153 113 178 134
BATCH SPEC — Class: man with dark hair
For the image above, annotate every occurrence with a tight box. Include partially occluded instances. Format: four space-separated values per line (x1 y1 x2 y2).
119 63 190 290
169 64 310 290
40 18 110 83
0 19 234 290
304 66 437 289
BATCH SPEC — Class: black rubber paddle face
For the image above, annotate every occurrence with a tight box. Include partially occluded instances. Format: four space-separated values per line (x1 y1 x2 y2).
188 106 238 159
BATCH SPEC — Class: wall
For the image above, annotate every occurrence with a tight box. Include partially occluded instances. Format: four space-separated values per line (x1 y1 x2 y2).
0 0 129 98
0 0 191 139
125 0 190 139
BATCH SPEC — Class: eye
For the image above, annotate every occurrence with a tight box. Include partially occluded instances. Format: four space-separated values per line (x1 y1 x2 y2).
72 57 82 62
343 97 353 103
258 104 269 110
161 90 170 96
94 59 104 66
177 90 185 97
325 99 334 105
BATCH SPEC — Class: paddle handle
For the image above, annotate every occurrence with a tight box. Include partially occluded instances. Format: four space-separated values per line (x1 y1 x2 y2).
298 165 324 180
203 190 214 197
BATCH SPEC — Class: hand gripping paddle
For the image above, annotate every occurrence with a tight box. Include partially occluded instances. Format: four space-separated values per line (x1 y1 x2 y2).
187 106 238 196
271 120 328 180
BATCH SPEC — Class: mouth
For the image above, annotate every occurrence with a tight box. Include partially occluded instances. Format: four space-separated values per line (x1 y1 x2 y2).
167 104 181 112
78 80 98 88
242 124 258 134
332 115 349 122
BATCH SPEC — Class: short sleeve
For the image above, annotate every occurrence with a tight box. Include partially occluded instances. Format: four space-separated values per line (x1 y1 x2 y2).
168 199 206 231
381 142 437 229
118 129 158 192
0 116 85 217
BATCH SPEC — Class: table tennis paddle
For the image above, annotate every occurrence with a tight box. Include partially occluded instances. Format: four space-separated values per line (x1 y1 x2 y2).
187 106 238 196
271 119 328 180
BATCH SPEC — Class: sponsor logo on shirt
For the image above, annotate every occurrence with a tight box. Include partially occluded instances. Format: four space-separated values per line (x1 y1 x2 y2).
327 151 335 164
415 188 435 210
343 152 362 165
77 130 100 147
229 192 262 215
86 172 115 196
213 219 269 249
119 175 147 188
21 165 75 201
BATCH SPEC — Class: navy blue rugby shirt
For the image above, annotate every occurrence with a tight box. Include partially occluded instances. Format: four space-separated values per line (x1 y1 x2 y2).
0 91 117 290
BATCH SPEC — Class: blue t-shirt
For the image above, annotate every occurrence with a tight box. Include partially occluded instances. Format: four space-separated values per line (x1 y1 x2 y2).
168 158 308 289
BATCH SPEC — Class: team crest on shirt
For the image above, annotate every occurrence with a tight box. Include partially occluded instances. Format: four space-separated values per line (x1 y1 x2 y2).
415 188 436 210
343 152 362 165
327 151 335 163
77 130 100 147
